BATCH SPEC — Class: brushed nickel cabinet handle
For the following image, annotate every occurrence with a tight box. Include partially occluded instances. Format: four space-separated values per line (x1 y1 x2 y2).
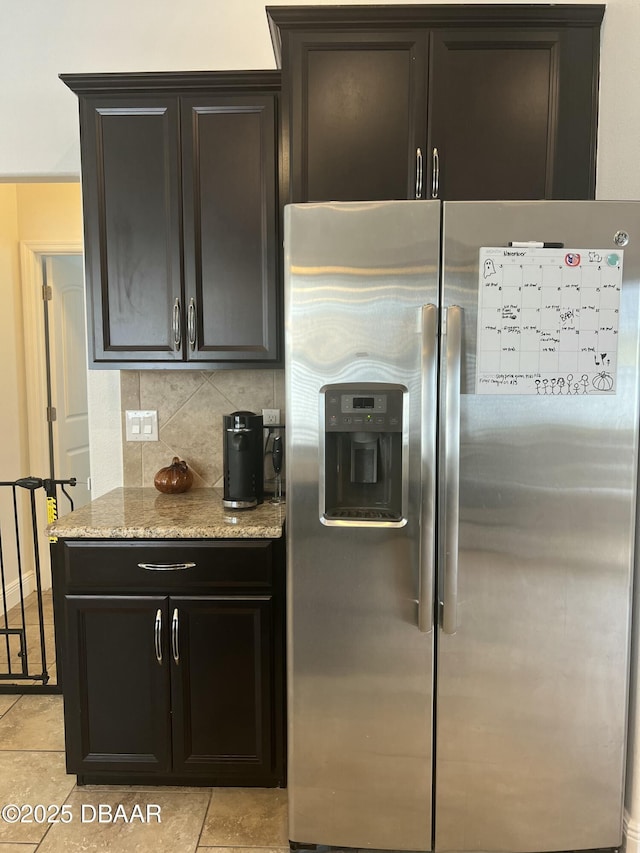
154 608 163 664
172 298 181 351
137 562 196 571
416 147 423 199
171 607 180 664
431 147 440 199
188 298 196 351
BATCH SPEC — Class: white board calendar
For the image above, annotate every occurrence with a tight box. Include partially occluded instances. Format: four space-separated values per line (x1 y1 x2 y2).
475 247 623 395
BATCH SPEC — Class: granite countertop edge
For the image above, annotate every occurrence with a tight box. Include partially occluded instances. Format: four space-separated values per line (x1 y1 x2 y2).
47 487 285 541
49 525 285 540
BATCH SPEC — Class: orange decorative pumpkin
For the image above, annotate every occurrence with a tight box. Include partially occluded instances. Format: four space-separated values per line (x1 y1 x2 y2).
154 457 193 494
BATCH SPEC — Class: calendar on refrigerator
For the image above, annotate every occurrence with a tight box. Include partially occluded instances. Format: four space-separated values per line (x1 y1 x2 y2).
475 246 623 395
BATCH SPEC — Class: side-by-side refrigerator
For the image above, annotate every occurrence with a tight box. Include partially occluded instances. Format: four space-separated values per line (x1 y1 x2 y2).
284 200 640 853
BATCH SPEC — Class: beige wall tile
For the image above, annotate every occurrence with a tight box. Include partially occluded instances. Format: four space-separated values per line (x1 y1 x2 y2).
122 369 285 487
120 371 141 409
209 370 275 414
140 370 208 426
274 370 286 423
123 442 143 487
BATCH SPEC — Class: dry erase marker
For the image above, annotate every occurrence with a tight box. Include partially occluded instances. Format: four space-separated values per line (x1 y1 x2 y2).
508 241 564 248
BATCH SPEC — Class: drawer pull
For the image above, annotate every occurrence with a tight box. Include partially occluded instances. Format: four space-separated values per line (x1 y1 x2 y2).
154 609 163 664
137 562 196 571
171 608 180 664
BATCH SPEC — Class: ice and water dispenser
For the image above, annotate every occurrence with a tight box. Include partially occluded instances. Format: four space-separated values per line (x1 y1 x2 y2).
321 383 406 525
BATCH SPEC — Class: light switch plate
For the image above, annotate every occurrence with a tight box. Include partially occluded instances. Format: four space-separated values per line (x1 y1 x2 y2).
126 410 159 442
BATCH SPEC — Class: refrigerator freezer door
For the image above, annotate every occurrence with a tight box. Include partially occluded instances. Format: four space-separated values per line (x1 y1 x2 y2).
285 200 440 851
436 201 640 852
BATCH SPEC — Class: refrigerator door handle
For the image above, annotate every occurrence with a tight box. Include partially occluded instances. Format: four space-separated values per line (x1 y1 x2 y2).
419 303 438 633
442 305 463 634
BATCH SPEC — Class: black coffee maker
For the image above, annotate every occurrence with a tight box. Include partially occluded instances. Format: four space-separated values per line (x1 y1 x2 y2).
223 411 264 509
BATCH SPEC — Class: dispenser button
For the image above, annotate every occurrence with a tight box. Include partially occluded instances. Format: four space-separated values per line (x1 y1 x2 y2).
329 415 338 426
353 416 363 424
343 417 352 425
375 416 385 425
390 416 399 426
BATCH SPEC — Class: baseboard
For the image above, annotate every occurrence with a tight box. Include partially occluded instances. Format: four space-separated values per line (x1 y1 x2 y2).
624 809 640 853
0 572 36 615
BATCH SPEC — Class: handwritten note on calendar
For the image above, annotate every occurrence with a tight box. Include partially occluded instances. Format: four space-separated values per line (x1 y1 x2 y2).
475 247 623 395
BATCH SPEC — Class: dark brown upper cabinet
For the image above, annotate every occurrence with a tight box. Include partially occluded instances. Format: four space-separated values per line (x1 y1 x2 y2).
282 30 429 202
267 5 604 204
61 73 281 369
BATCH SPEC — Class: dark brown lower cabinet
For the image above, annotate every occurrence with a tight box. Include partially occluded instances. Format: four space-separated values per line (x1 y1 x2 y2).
170 596 274 778
65 596 172 775
58 538 285 787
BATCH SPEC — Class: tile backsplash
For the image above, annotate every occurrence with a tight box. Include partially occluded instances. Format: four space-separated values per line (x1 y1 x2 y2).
121 370 285 488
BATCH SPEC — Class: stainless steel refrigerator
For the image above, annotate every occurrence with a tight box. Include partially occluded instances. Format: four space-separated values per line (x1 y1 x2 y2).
284 200 640 853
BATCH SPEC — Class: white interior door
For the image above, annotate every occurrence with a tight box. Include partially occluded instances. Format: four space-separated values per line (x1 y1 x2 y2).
46 255 91 509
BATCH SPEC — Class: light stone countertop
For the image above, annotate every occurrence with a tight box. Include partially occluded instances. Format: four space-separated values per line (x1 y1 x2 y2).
47 487 285 539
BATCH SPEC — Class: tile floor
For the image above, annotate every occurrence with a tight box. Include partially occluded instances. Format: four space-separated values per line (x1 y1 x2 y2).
0 593 289 852
0 694 289 852
1 590 56 686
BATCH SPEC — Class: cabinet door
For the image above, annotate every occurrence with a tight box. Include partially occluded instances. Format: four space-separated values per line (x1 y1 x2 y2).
181 96 279 363
284 31 428 203
80 96 184 363
170 596 275 781
428 28 598 200
64 595 171 774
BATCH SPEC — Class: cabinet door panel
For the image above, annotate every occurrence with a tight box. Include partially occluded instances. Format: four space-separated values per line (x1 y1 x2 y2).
428 30 559 200
286 31 428 202
428 28 597 200
182 96 279 362
64 595 171 774
80 97 183 362
171 596 274 778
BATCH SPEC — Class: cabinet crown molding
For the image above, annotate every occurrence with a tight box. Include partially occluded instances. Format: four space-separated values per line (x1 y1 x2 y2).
266 4 605 67
60 70 281 96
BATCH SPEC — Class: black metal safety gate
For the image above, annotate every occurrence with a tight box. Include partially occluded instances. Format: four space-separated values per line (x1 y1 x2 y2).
0 477 75 694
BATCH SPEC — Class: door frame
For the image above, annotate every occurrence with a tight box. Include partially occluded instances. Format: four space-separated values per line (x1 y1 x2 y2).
20 241 84 485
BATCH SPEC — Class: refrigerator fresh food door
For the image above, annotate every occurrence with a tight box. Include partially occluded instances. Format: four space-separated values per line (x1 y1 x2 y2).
436 201 640 852
285 200 440 851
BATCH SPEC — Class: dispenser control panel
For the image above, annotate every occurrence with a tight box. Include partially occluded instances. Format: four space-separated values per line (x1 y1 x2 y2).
324 387 403 432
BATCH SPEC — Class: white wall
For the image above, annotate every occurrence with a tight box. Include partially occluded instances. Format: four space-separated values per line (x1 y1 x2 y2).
0 185 31 605
1 0 638 198
0 186 25 479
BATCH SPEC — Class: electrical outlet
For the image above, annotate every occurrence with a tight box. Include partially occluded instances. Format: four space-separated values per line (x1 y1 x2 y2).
262 408 280 425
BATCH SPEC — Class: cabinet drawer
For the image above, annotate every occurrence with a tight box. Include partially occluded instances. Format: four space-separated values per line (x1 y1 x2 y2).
62 540 274 593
